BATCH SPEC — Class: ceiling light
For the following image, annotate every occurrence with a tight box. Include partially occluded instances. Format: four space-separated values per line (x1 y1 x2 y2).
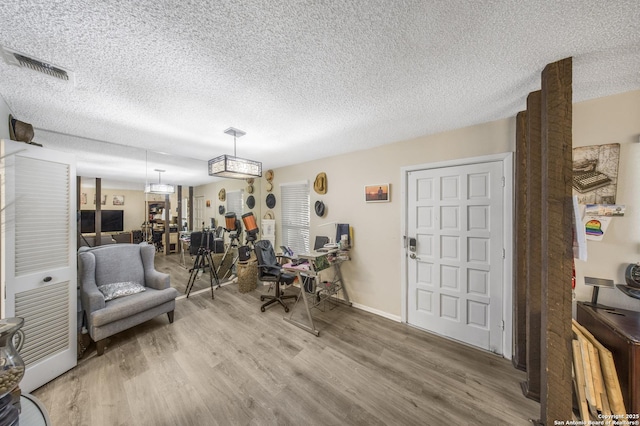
145 169 175 194
208 127 262 179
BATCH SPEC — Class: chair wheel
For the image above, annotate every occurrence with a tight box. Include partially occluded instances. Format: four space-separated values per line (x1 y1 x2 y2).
260 307 265 312
260 296 265 301
284 307 289 313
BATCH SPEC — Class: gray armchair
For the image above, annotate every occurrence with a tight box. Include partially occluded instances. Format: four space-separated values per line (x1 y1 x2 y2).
78 243 179 355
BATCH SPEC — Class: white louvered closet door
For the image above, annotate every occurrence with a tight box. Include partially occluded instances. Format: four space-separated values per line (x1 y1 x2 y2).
1 139 77 393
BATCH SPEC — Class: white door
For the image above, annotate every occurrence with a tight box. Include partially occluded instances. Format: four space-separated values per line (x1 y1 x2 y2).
1 139 77 392
194 196 205 231
406 160 504 353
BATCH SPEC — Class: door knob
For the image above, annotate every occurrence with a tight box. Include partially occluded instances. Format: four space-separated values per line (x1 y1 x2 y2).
409 253 420 260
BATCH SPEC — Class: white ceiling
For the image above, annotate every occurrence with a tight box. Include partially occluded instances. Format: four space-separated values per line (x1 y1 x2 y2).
0 1 638 188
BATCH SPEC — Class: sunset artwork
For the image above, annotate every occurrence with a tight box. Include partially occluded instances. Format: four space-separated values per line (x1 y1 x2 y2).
365 184 390 202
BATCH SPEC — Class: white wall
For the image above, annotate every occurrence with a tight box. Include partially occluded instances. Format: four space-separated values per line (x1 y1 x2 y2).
0 95 11 139
573 90 640 310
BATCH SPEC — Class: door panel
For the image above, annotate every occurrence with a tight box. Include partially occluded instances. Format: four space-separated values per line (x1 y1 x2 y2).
407 160 504 353
1 139 77 392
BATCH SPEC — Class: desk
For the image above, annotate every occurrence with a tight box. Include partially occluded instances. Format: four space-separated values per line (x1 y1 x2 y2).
282 251 351 336
577 302 640 413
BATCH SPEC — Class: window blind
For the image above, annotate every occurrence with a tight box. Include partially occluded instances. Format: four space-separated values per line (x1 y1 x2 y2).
281 181 310 255
226 190 244 218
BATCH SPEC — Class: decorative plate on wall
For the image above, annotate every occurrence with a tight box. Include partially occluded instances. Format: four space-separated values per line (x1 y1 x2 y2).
266 193 276 209
246 195 255 209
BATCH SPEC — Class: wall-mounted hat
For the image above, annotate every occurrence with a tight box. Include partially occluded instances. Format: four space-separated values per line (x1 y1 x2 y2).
246 195 255 209
263 210 274 220
246 184 254 194
314 200 326 217
265 169 274 182
8 114 35 144
314 172 327 194
219 205 225 214
218 188 226 201
266 193 276 209
266 181 273 192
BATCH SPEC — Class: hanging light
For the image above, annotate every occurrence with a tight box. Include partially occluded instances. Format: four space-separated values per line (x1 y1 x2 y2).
208 127 262 179
145 169 175 194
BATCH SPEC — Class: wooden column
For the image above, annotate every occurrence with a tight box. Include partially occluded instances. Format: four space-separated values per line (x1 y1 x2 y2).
177 186 183 254
523 90 543 401
539 57 573 424
188 186 194 230
95 178 102 245
513 110 528 371
164 194 171 255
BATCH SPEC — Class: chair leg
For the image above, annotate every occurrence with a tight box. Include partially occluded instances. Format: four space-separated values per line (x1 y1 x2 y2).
96 339 107 356
260 283 297 313
167 310 175 323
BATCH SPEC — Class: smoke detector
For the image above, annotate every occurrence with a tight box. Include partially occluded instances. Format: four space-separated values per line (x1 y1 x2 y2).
1 45 74 83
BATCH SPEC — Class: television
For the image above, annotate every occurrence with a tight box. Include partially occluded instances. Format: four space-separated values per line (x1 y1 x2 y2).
80 210 124 233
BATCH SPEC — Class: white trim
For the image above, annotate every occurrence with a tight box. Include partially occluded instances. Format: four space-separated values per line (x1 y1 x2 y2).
400 152 514 359
351 302 402 323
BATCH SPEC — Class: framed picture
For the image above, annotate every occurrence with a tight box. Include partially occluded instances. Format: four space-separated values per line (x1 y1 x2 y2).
113 195 125 206
206 200 211 207
81 193 87 205
365 184 390 203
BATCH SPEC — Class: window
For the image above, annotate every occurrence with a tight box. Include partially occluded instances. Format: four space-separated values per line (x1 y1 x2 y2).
281 181 310 255
226 190 244 218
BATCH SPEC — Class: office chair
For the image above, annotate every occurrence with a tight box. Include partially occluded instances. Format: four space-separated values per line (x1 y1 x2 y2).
254 240 297 312
152 230 164 252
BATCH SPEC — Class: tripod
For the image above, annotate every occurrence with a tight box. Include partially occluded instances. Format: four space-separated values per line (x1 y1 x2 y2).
217 230 241 281
185 231 220 299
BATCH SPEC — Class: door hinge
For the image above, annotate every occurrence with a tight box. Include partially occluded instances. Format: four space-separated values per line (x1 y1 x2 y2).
501 176 505 187
500 320 505 330
502 248 505 259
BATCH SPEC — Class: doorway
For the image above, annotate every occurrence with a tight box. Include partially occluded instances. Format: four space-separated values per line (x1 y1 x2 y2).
402 153 513 357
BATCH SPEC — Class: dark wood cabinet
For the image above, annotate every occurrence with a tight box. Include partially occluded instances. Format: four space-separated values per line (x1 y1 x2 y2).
576 302 640 413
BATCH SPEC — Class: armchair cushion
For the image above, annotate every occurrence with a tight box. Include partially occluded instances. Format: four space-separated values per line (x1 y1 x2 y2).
97 281 146 301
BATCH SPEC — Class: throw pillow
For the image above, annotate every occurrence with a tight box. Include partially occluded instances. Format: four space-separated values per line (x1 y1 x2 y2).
98 282 146 301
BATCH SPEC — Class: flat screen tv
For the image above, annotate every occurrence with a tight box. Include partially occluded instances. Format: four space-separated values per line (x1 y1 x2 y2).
80 210 124 233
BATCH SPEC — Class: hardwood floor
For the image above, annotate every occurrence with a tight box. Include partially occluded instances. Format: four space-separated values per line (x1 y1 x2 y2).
34 253 539 425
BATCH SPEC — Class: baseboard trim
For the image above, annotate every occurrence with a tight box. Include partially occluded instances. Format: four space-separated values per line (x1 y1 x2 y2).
351 302 401 323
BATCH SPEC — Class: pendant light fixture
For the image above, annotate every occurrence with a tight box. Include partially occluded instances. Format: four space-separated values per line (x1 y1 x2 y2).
145 168 175 194
208 127 262 179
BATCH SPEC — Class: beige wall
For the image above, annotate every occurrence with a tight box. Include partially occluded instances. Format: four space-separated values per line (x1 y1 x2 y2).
573 90 640 310
79 182 180 233
267 117 515 317
194 177 262 233
262 89 640 318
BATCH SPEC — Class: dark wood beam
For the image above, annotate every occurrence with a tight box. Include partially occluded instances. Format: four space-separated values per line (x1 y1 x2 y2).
513 110 528 372
522 90 542 401
95 178 102 245
539 56 573 424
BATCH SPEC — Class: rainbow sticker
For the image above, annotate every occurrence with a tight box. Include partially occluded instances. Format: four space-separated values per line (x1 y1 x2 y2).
585 219 603 236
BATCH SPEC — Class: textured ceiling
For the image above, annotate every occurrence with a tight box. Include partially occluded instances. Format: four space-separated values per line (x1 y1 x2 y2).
0 1 638 187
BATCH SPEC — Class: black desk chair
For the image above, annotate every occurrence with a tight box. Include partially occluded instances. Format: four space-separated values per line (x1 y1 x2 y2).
255 240 297 312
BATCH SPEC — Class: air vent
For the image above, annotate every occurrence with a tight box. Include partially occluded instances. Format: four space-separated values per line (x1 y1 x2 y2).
1 45 74 83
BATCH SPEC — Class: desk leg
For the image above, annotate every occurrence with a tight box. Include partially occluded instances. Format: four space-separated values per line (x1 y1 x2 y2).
284 272 320 336
332 262 352 306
